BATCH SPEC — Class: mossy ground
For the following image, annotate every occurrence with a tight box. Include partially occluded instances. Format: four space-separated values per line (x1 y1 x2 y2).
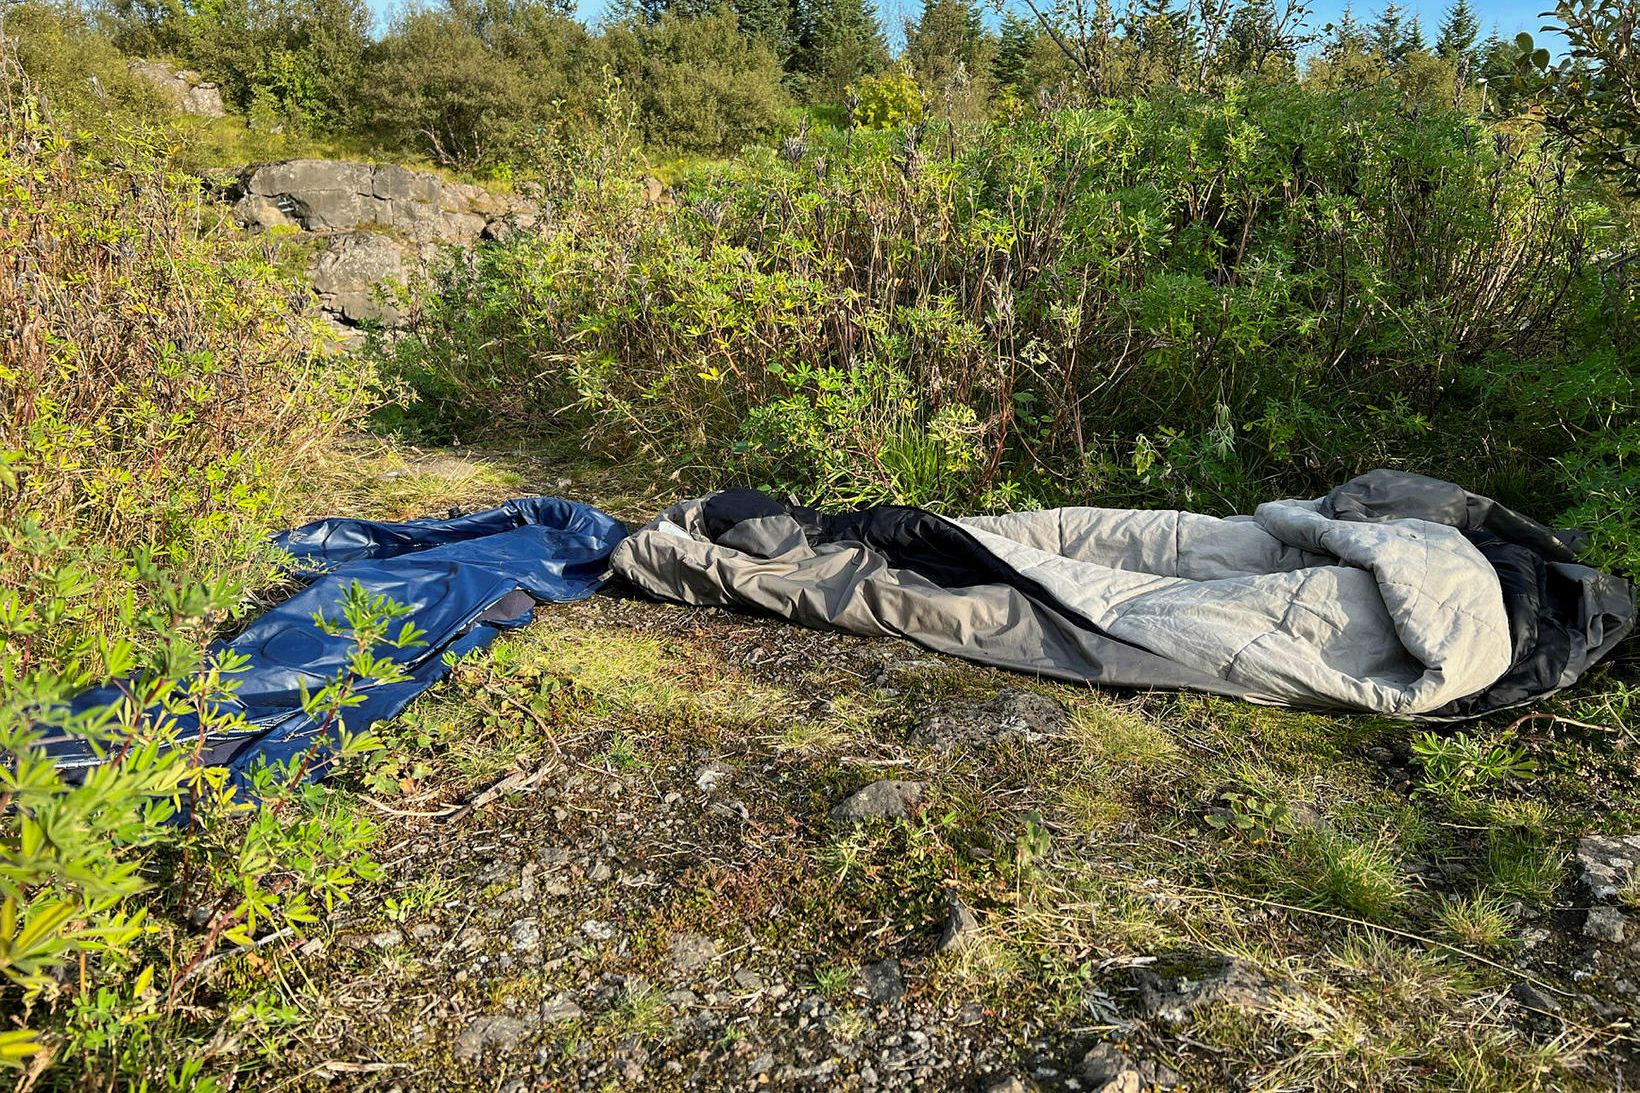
176 442 1640 1092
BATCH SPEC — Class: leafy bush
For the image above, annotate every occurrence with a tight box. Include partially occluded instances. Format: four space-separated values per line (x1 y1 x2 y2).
604 8 791 155
1514 1 1640 199
362 2 600 169
0 54 383 1081
849 63 922 128
362 7 537 168
101 0 373 134
4 1 168 125
383 82 1637 539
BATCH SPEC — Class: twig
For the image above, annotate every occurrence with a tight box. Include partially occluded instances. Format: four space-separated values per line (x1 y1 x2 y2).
174 926 298 987
1165 882 1572 995
440 757 558 825
361 797 462 819
1501 711 1610 734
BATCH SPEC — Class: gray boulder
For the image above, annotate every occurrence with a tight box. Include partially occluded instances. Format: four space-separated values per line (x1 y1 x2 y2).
1132 951 1283 1024
310 233 407 325
226 158 538 330
128 60 225 117
1578 834 1640 901
232 160 527 245
830 779 923 824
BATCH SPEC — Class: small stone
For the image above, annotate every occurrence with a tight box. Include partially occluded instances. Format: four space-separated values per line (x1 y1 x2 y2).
510 918 542 953
408 923 442 941
1094 1072 1142 1093
1509 981 1561 1014
1286 802 1329 832
670 933 718 973
1584 906 1628 943
919 690 1070 751
1577 834 1640 900
515 862 538 902
615 1044 648 1083
453 1015 530 1061
1080 1043 1126 1084
830 779 923 824
580 920 615 941
938 896 981 953
983 1078 1027 1093
708 798 749 821
749 1052 775 1076
538 994 583 1022
860 959 905 1003
367 928 403 950
695 761 734 793
1144 1060 1182 1089
734 968 766 991
1132 951 1281 1023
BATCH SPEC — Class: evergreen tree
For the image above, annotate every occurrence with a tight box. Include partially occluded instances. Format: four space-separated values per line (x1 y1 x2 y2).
735 0 798 65
1473 29 1516 107
629 0 798 65
1223 0 1287 76
1323 2 1370 63
1435 0 1479 60
1402 14 1426 55
796 0 888 98
1371 2 1409 64
902 0 988 92
993 11 1035 91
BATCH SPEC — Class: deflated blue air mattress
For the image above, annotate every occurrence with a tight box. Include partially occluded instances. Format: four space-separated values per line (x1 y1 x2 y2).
44 497 625 780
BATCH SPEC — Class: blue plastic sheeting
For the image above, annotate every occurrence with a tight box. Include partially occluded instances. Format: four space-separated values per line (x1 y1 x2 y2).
43 498 626 780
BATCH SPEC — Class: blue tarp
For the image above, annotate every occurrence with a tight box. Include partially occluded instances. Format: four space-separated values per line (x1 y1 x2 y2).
44 498 626 780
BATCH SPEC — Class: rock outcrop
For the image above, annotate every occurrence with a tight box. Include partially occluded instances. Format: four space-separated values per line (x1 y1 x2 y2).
310 232 407 325
230 160 535 244
223 160 541 333
128 60 226 117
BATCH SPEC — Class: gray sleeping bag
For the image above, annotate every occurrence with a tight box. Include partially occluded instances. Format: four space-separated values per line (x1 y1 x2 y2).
611 471 1634 717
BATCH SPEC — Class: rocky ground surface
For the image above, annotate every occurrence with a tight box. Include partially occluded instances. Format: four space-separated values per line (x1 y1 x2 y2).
213 447 1640 1091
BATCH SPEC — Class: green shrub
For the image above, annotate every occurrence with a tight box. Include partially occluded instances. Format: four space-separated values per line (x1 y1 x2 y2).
849 63 923 128
382 82 1636 529
0 57 382 1082
5 2 168 126
361 8 536 168
103 0 374 135
1515 2 1640 199
362 2 600 169
605 8 791 155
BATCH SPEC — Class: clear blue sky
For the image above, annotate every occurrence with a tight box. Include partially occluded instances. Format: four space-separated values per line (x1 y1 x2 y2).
367 0 1557 47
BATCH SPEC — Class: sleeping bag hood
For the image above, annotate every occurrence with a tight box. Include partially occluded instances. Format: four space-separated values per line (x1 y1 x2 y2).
611 471 1634 718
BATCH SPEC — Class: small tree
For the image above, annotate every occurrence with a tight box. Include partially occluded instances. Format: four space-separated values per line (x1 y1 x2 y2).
848 61 921 127
179 0 374 134
903 0 992 99
1514 1 1640 198
795 0 888 101
1371 1 1410 65
363 9 534 167
608 8 791 155
1435 0 1479 61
